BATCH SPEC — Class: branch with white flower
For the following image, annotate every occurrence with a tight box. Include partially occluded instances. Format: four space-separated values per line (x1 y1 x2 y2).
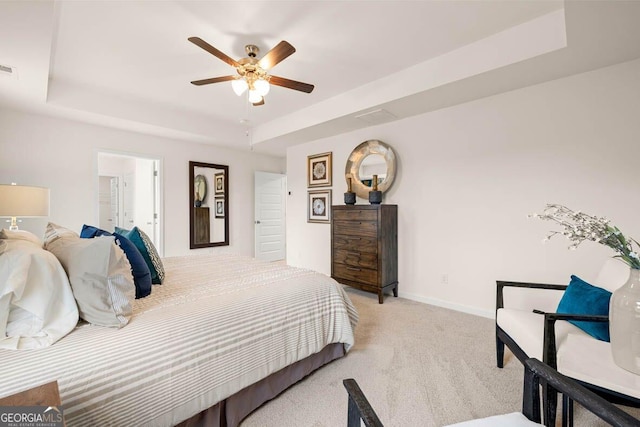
530 204 640 269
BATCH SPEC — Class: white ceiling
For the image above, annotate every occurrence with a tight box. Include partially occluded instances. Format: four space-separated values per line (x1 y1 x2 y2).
1 1 640 156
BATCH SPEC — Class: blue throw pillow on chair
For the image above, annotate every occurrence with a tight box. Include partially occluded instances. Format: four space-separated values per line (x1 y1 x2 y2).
80 224 152 299
557 275 611 342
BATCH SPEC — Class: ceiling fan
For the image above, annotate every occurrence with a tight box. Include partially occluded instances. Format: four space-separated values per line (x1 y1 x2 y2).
188 37 314 106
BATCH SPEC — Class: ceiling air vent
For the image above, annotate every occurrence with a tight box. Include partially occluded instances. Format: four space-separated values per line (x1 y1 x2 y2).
354 108 397 125
0 64 16 78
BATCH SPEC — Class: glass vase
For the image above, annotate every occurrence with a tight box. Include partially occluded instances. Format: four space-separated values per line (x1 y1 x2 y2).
610 267 640 374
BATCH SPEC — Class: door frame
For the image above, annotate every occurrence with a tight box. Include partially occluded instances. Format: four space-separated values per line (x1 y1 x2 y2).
95 149 164 256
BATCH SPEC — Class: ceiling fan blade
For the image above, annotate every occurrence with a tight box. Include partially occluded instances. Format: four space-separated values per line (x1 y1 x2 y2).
252 99 265 106
259 41 296 70
190 75 235 86
188 37 239 68
269 75 314 93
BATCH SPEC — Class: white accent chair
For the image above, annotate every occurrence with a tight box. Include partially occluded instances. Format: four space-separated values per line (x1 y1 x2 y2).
343 358 640 426
496 259 640 425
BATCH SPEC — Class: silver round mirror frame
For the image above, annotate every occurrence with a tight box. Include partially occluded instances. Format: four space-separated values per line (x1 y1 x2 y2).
345 139 397 199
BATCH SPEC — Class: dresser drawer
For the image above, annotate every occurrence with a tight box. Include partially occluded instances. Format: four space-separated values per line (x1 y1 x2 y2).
332 220 377 237
333 208 378 221
333 263 378 286
334 249 377 270
332 235 377 253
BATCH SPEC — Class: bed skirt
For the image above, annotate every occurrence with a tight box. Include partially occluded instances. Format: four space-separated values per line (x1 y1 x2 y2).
176 343 346 427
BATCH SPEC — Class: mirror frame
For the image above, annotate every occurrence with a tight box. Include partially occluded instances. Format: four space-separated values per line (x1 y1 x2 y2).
189 161 229 249
345 140 397 199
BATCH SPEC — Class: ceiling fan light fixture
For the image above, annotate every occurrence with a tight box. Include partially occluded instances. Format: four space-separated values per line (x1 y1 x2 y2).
248 90 263 104
189 37 314 106
231 78 248 96
254 78 270 96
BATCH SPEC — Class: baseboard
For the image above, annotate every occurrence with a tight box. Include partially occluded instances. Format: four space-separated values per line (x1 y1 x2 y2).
400 291 495 319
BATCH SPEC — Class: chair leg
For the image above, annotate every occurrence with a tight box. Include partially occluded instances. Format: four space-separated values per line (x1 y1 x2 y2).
496 333 505 368
347 395 360 427
561 393 574 427
543 382 558 427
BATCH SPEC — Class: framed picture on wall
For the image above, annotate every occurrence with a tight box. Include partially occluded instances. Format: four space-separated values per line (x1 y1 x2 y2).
307 189 331 223
307 152 332 187
214 173 224 194
214 196 225 218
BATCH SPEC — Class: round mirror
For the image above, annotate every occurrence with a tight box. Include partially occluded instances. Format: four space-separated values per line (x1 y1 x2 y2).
345 140 396 199
194 174 207 203
359 154 386 187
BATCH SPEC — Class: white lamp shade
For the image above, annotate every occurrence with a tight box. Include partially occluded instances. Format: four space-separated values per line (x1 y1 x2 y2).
231 79 248 96
0 184 50 217
254 79 270 96
248 90 263 104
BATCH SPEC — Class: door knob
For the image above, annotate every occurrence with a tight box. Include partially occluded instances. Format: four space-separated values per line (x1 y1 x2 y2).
255 220 261 224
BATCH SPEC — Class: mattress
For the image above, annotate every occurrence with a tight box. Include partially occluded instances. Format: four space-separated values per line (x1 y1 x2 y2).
0 253 358 426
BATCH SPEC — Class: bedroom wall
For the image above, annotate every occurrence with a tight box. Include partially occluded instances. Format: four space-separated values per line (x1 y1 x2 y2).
286 58 640 317
0 110 285 257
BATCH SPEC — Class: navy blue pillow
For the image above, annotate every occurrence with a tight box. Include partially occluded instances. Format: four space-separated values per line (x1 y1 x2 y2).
557 275 611 342
80 224 152 299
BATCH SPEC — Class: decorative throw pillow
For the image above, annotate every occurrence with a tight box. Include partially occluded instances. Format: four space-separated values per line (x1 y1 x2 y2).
43 221 78 243
557 275 612 342
44 223 135 328
115 226 165 284
0 229 43 247
80 225 152 299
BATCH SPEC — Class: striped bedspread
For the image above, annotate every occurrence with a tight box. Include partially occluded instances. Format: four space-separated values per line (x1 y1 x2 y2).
0 253 358 426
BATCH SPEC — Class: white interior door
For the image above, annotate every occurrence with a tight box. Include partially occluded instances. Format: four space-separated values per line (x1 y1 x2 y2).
134 158 155 240
254 171 286 261
98 176 118 232
123 172 136 229
110 177 120 229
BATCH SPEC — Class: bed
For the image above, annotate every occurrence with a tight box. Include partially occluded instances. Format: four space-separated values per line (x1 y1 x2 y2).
0 231 358 426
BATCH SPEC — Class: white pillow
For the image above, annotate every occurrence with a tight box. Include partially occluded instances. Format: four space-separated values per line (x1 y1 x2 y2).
0 240 79 350
44 223 135 328
0 229 43 247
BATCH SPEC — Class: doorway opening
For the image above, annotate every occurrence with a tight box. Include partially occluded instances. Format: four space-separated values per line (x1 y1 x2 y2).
97 151 162 254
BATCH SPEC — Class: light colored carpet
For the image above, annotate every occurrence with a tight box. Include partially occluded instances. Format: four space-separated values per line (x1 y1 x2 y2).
242 287 639 426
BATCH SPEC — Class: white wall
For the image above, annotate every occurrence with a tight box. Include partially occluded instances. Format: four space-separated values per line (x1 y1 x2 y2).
286 58 640 317
0 110 285 256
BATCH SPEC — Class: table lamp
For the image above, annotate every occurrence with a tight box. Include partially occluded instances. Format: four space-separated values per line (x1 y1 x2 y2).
0 183 50 231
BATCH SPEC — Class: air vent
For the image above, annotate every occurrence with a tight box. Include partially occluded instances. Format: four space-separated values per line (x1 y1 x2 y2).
354 108 397 125
0 64 17 79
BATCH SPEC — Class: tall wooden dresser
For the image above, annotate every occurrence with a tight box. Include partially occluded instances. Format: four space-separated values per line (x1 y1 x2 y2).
331 204 398 304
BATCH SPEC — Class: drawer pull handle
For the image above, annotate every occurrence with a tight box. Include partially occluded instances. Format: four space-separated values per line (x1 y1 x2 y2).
346 267 361 271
